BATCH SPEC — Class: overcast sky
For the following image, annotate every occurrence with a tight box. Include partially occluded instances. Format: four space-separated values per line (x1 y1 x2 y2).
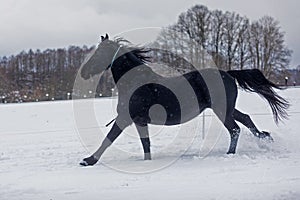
0 0 299 67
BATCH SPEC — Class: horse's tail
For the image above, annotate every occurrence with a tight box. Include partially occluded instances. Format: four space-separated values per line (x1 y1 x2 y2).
227 69 289 123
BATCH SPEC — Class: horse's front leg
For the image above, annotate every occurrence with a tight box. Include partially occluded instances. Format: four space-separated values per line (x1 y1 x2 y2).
135 124 151 160
80 122 124 166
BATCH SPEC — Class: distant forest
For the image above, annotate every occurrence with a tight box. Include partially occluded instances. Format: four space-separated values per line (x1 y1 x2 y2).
0 45 116 103
0 4 299 103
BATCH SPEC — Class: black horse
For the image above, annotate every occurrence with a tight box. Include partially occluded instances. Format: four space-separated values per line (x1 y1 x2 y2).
80 34 289 166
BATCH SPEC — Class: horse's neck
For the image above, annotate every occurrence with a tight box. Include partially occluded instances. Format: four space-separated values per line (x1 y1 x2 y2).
111 52 153 84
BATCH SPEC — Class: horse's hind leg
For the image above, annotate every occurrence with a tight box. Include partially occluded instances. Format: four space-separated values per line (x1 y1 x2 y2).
233 109 273 140
223 117 241 154
135 124 151 160
214 109 241 154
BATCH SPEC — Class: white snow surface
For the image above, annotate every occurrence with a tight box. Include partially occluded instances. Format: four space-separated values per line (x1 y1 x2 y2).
0 88 300 200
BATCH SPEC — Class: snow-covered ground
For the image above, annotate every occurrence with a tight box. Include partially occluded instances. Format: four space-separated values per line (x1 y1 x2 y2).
0 88 300 200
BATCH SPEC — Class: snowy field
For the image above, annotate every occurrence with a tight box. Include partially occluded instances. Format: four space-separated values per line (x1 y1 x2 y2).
0 88 300 200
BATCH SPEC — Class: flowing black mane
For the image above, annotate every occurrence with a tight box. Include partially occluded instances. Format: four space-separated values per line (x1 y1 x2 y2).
114 37 151 64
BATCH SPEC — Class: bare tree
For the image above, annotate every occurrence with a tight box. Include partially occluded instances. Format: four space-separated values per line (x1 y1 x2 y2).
236 17 250 70
222 12 244 70
249 16 292 78
210 9 225 68
182 5 211 68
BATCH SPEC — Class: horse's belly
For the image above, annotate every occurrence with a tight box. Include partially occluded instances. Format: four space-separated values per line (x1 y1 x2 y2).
150 107 201 125
126 79 209 126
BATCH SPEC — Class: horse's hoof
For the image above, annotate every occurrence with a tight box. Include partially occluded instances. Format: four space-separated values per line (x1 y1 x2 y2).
80 155 98 166
226 150 236 154
260 131 274 142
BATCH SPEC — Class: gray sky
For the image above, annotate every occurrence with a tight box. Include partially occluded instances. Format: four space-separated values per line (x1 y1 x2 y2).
0 0 299 67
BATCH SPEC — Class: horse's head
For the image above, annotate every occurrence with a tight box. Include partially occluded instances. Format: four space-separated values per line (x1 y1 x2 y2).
81 33 120 80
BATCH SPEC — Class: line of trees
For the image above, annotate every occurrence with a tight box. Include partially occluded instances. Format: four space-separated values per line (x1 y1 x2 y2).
152 5 292 82
0 46 114 103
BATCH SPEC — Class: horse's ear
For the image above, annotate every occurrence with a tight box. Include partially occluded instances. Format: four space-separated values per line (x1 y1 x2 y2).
100 34 109 42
